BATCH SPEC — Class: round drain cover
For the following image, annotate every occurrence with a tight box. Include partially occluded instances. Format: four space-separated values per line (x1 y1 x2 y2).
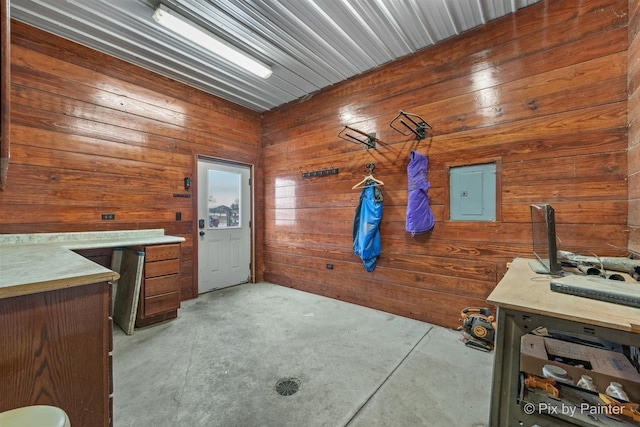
275 378 300 396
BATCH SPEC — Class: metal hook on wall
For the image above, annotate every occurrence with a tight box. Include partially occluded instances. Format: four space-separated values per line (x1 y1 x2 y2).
365 162 375 174
338 125 376 149
301 166 339 179
389 110 432 140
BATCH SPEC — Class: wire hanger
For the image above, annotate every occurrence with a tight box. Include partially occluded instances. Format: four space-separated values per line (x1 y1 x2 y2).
352 162 384 189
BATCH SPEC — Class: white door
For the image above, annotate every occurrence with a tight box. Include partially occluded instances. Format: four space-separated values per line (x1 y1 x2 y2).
197 158 252 293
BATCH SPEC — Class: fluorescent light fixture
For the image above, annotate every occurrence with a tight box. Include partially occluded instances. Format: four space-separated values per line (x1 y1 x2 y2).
152 4 272 79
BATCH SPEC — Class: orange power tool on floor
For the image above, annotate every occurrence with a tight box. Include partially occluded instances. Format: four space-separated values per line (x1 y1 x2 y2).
458 307 497 352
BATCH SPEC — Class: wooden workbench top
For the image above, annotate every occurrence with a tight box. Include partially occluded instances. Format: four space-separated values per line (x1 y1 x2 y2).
487 258 640 333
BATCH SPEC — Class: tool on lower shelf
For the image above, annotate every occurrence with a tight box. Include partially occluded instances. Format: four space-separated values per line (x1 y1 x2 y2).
523 373 560 398
599 393 640 422
457 307 496 352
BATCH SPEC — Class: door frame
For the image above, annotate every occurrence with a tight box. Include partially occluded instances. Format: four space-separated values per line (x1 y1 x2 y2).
192 154 255 298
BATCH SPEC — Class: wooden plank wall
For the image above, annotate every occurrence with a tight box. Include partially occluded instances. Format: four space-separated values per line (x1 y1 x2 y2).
0 21 264 299
630 0 640 255
262 0 630 328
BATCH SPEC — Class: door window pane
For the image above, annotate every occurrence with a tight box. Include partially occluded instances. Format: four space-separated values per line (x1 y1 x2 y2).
208 169 241 229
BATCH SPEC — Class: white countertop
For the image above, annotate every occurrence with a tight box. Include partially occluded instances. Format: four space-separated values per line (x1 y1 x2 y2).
0 229 185 299
0 245 119 298
0 228 185 248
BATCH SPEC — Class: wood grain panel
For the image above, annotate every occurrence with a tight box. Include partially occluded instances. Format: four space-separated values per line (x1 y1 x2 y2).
266 37 627 148
630 0 640 257
274 254 495 300
262 0 631 328
631 146 640 189
0 205 193 224
145 275 180 298
628 106 640 146
144 244 180 262
12 125 192 167
0 282 110 426
5 163 190 195
501 200 628 223
143 292 180 317
1 1 635 331
10 46 259 143
73 248 114 269
145 259 180 279
12 84 260 149
9 21 258 126
261 107 628 181
0 0 9 190
0 21 263 300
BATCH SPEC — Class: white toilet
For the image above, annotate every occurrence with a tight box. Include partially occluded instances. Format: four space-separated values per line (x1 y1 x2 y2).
0 405 71 427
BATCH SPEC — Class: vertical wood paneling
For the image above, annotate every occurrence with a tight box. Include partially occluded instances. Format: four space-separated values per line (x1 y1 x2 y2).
0 0 9 190
0 21 264 299
263 0 630 328
630 0 640 255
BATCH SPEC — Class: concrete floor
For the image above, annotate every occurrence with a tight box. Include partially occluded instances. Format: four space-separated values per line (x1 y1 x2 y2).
113 282 494 427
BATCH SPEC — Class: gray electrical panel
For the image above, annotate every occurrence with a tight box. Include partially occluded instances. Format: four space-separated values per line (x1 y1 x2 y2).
449 163 496 221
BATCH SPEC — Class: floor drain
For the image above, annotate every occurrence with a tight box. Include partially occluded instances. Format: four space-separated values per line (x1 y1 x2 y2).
275 378 300 396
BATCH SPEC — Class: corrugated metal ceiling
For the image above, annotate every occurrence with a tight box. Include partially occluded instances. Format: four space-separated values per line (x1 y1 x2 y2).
10 0 541 112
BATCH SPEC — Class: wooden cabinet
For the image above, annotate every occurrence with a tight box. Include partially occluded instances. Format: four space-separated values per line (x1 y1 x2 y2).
74 247 114 268
135 243 181 327
0 282 112 427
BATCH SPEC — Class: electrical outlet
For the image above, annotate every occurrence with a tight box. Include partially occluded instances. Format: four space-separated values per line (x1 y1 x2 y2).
175 212 182 221
326 264 334 270
101 213 115 220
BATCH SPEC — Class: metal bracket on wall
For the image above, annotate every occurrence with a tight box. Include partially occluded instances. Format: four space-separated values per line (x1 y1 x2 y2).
390 110 432 140
338 125 376 149
364 162 375 174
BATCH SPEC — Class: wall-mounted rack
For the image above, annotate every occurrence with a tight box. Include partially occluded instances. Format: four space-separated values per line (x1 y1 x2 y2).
301 167 339 179
389 110 432 140
338 125 376 149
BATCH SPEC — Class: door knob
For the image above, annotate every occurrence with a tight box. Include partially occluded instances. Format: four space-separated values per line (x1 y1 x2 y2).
199 231 205 237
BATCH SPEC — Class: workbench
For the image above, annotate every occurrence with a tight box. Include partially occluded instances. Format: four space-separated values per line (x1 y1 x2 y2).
487 258 640 427
0 229 184 426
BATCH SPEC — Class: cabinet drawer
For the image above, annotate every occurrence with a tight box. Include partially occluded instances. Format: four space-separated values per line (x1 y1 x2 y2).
145 274 179 298
145 259 179 278
144 292 180 317
145 244 179 262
